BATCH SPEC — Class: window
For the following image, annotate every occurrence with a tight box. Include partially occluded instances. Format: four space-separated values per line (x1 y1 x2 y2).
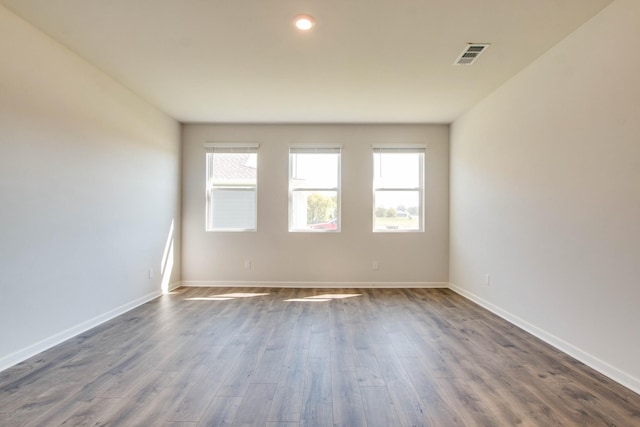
289 146 341 232
373 147 425 232
205 143 258 231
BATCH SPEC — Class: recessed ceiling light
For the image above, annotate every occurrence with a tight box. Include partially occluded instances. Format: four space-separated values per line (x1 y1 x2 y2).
294 14 315 31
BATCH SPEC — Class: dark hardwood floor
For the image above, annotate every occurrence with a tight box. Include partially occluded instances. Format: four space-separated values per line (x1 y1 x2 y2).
1 287 639 426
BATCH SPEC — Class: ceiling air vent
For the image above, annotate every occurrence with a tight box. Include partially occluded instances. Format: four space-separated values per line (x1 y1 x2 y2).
454 43 490 65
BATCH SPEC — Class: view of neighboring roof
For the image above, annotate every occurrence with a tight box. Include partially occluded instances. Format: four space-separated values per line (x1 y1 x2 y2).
212 153 256 183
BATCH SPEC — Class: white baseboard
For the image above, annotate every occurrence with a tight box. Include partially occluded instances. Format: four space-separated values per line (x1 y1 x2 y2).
0 287 168 373
449 283 640 395
181 280 449 289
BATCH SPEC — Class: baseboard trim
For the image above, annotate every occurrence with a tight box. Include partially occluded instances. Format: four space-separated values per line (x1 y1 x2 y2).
449 283 640 395
181 280 448 289
0 287 170 373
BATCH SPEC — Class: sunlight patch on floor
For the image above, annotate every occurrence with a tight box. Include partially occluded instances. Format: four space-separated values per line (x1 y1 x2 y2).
210 293 270 298
285 293 361 302
184 292 269 301
308 294 361 299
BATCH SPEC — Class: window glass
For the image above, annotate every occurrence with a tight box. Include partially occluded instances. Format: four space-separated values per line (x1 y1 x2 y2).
373 148 424 232
289 147 341 232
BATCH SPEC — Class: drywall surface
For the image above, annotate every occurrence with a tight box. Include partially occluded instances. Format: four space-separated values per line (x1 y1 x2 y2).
182 124 449 286
450 0 640 390
0 6 181 369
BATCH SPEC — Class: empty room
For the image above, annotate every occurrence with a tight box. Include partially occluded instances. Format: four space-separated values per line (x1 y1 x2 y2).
1 0 639 426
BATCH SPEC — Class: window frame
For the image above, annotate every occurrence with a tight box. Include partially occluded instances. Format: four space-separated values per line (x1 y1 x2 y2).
288 145 342 232
372 146 425 233
205 142 259 232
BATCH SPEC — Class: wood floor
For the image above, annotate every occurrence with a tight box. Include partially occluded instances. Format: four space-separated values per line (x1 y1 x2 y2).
1 288 639 426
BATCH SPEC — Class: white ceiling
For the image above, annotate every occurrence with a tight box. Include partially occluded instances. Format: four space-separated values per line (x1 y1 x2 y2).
1 0 613 123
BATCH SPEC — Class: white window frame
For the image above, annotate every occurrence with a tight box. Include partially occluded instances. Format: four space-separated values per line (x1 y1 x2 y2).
288 145 342 232
372 146 425 233
205 143 259 232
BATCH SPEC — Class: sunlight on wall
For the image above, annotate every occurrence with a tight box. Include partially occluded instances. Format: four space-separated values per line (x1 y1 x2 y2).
161 219 175 294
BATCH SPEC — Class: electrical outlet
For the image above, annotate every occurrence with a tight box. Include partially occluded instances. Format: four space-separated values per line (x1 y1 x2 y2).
244 259 251 270
148 268 154 279
484 274 491 286
372 261 379 270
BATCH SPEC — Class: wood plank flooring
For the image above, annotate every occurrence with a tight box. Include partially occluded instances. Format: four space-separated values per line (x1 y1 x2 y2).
1 287 639 426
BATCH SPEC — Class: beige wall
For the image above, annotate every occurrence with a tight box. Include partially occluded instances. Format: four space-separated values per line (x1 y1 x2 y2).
0 6 181 370
182 124 449 286
450 0 640 391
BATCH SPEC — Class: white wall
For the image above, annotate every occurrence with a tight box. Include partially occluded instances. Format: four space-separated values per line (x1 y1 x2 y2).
0 6 181 370
182 124 449 286
450 0 640 392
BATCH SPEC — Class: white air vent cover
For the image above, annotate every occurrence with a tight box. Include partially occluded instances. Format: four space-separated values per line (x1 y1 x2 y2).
454 43 490 65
